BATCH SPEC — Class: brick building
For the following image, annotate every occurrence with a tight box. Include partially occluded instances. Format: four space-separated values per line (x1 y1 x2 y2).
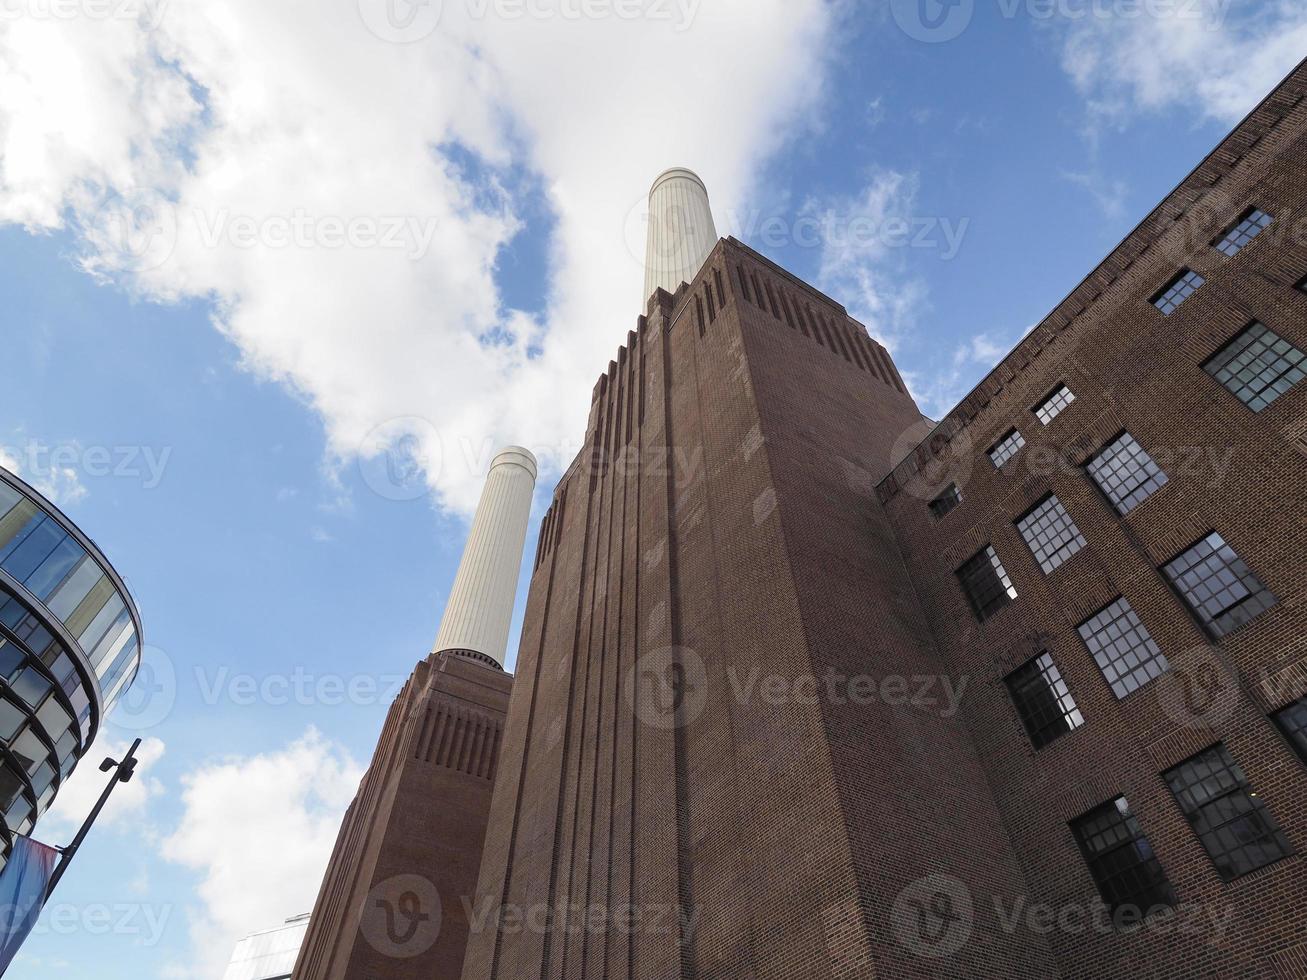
460 59 1307 980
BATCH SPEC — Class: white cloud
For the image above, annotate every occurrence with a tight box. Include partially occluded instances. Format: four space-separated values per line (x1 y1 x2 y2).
39 735 167 840
0 0 837 515
0 437 89 507
1054 0 1307 128
159 728 362 979
902 329 1024 419
807 169 933 352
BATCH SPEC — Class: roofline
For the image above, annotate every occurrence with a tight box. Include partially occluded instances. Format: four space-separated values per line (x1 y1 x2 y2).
878 54 1307 497
0 465 145 653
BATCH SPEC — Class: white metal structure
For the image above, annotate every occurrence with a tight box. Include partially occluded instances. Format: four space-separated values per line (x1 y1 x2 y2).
643 168 719 303
432 446 539 669
221 914 310 980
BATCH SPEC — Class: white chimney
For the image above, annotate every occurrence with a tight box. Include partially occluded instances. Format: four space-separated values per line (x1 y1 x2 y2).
643 167 719 304
433 446 538 670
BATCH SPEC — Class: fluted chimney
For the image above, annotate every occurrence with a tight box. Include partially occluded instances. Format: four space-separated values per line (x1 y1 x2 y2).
433 446 538 669
643 167 719 303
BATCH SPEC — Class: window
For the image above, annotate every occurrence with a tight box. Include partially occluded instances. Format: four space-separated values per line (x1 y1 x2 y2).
988 429 1025 468
1005 653 1084 749
1162 532 1277 639
929 483 962 519
1202 322 1305 413
1152 269 1205 315
1164 743 1292 881
1071 797 1176 923
1016 495 1087 574
1297 274 1307 295
1034 384 1076 425
1078 598 1169 698
1087 433 1169 515
1213 207 1272 257
956 546 1018 622
1274 698 1307 765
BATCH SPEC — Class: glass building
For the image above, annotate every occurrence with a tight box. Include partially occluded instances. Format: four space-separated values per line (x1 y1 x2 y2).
0 466 142 860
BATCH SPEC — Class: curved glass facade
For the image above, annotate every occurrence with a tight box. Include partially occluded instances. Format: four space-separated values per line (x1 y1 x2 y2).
0 470 142 852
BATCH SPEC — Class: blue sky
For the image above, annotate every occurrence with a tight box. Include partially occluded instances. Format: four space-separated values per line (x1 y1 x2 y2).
0 0 1303 976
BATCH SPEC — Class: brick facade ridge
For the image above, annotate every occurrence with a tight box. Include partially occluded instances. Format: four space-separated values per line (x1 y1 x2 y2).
878 54 1307 504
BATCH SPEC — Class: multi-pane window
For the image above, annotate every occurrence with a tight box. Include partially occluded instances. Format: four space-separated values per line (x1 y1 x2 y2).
1016 495 1087 574
1078 598 1169 698
1034 384 1076 425
1164 743 1293 881
956 546 1018 622
988 429 1025 468
1203 322 1305 413
929 483 962 519
1162 532 1277 639
1005 653 1084 749
1213 207 1272 257
1274 697 1307 765
1152 269 1205 315
1087 433 1169 515
1071 797 1176 921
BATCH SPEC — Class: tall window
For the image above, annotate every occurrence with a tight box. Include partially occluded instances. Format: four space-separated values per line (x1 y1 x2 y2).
929 483 962 519
1071 797 1176 922
1162 532 1277 639
1016 495 1087 574
1152 269 1205 315
1164 743 1293 881
1005 653 1084 749
1213 207 1272 257
1273 698 1307 765
1203 322 1305 413
1034 384 1076 425
1078 598 1169 698
988 429 1025 468
956 546 1018 622
1087 432 1169 515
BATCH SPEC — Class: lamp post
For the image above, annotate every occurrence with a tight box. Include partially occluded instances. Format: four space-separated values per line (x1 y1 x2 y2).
44 738 141 901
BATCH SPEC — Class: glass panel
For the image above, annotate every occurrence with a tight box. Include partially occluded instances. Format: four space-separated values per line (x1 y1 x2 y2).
0 500 41 564
0 516 64 584
0 699 24 741
10 727 46 775
25 534 84 601
63 576 114 646
54 727 77 762
45 556 102 621
28 761 54 797
0 641 23 683
0 766 23 809
5 795 32 832
89 610 132 672
35 697 71 741
77 593 125 656
0 482 22 521
9 667 52 709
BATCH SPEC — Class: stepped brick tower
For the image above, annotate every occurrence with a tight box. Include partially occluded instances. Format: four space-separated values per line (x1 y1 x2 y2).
463 62 1307 980
294 448 537 980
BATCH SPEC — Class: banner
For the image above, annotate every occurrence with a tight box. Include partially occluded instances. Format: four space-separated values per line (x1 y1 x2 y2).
0 836 59 976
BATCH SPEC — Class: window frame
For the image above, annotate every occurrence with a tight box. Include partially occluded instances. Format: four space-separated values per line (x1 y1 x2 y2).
1077 597 1170 700
1004 652 1085 750
955 545 1018 623
1201 321 1306 414
1033 383 1076 426
1014 494 1087 574
1163 742 1294 882
1070 797 1177 926
1272 698 1307 766
1151 268 1206 316
987 429 1026 469
928 483 963 520
1085 431 1170 516
1161 531 1278 640
1211 206 1273 257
